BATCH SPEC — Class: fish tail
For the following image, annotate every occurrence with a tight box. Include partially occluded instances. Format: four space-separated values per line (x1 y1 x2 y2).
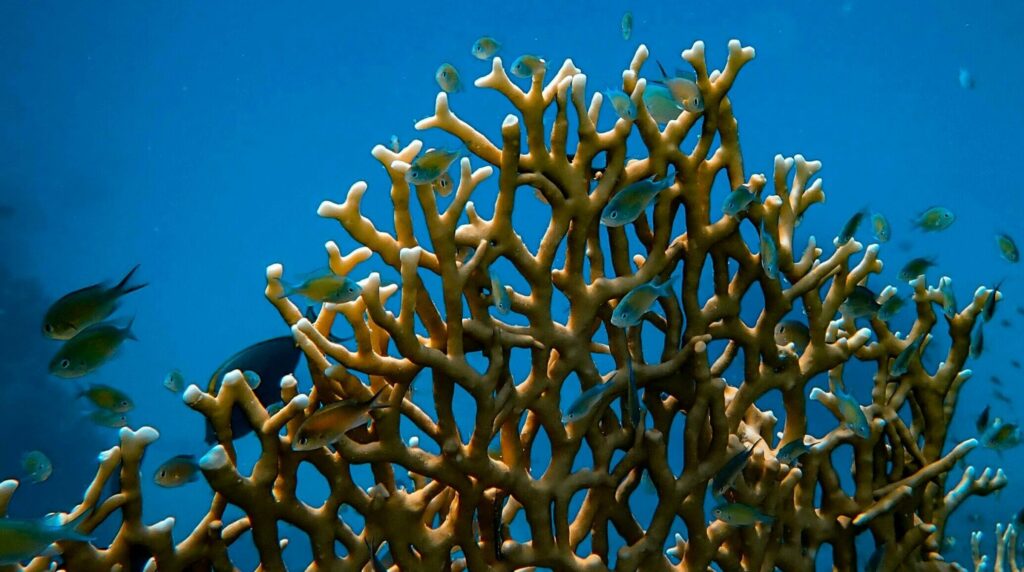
658 274 681 297
366 387 392 410
656 59 669 79
759 511 776 524
277 283 295 299
59 511 95 542
115 264 148 296
124 318 138 341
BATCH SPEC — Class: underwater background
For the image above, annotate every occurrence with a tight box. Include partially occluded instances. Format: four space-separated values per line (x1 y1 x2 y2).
1 1 1021 569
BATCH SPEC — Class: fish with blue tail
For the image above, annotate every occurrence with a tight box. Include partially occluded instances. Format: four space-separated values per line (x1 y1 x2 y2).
405 148 460 185
0 512 93 565
722 184 758 218
562 382 616 424
601 173 674 227
711 438 762 498
611 274 679 328
835 390 871 438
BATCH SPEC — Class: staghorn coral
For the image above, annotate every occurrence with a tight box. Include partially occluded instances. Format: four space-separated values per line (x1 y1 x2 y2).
1 40 1007 571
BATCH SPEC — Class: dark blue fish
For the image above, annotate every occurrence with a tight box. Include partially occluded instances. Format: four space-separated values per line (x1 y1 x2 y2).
711 438 762 498
776 439 811 465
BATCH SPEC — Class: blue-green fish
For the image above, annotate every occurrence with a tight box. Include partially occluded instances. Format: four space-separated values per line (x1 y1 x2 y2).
912 207 955 232
841 286 880 318
776 439 811 465
621 11 633 40
655 61 704 113
610 275 679 328
153 455 200 488
898 257 936 282
877 294 905 321
406 148 461 185
163 369 185 394
489 268 511 314
21 451 52 484
836 209 867 244
88 409 128 428
42 264 147 340
996 233 1019 263
722 185 758 218
969 318 984 359
471 37 501 60
774 320 810 352
78 384 133 412
759 221 780 280
889 334 924 377
279 269 362 304
982 280 1004 322
601 174 673 227
49 320 136 378
624 356 641 429
509 55 546 78
711 502 774 527
0 512 92 565
562 382 615 424
603 89 637 121
711 438 762 498
836 390 870 438
938 277 957 319
641 83 683 125
870 212 890 243
435 63 463 93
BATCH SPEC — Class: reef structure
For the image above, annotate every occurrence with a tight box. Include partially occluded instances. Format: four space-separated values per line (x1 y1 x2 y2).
1 40 1007 571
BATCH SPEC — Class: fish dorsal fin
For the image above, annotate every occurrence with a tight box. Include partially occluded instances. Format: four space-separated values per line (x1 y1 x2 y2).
674 68 697 82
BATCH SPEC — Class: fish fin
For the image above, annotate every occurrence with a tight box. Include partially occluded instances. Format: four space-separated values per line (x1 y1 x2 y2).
365 387 392 410
674 68 697 82
124 318 138 341
656 60 669 79
277 283 295 299
657 273 681 296
59 511 95 541
115 264 148 296
328 334 355 344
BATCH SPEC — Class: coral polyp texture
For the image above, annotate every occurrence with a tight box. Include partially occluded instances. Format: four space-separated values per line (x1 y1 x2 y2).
3 40 1005 571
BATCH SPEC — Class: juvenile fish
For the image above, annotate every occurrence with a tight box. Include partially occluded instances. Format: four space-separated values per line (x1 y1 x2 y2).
435 63 463 93
898 257 936 282
49 320 137 378
293 388 391 451
406 148 461 185
983 280 1004 322
471 37 501 60
278 270 362 304
711 502 774 527
641 83 683 125
509 55 546 78
153 455 200 487
774 320 810 352
877 294 905 321
87 409 128 428
655 61 704 113
0 512 92 565
601 174 673 227
994 389 1012 404
562 382 615 424
776 439 811 465
840 286 880 318
42 265 147 340
870 212 891 243
976 405 991 433
711 438 762 498
489 268 511 314
722 184 757 218
981 420 1021 451
836 209 867 244
938 276 957 319
21 451 52 484
889 334 924 377
621 11 633 40
78 384 133 412
969 318 984 359
759 221 780 280
163 369 185 394
603 89 637 121
610 275 679 328
836 390 870 438
912 207 955 232
996 233 1019 263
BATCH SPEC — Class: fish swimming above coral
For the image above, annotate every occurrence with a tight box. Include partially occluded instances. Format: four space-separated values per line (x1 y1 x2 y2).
42 265 146 340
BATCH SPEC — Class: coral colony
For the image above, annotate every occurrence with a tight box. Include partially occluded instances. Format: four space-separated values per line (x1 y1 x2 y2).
2 41 1012 570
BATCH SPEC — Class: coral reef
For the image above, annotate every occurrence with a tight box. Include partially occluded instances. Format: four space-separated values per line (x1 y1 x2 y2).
1 40 1005 571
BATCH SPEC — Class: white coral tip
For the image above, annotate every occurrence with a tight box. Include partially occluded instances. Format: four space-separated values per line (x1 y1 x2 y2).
280 375 298 389
182 384 203 405
200 445 230 470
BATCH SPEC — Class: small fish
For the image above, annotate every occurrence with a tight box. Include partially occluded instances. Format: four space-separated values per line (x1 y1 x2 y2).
620 11 633 40
0 512 92 565
163 369 185 394
969 318 984 359
509 55 546 78
641 83 683 125
406 148 461 185
991 375 1003 386
835 390 870 438
603 89 637 121
711 438 762 498
88 409 129 428
722 185 758 218
153 455 200 487
611 275 679 328
776 439 811 465
981 420 1021 451
959 67 975 89
624 356 641 430
840 285 880 319
877 294 905 321
1014 359 1023 369
774 320 810 352
836 209 867 244
655 61 704 113
995 233 1020 263
993 389 1012 404
759 221 780 280
78 383 133 412
562 382 616 424
42 265 147 340
870 212 890 243
898 257 937 282
435 63 463 93
49 320 137 378
279 270 362 304
889 334 924 377
21 451 52 484
976 405 991 433
1000 318 1011 327
489 268 511 314
912 207 955 232
267 401 285 415
711 502 774 527
243 370 261 390
471 37 501 60
982 280 1004 322
938 276 957 319
388 135 400 152
601 174 673 227
293 388 391 451
432 171 455 197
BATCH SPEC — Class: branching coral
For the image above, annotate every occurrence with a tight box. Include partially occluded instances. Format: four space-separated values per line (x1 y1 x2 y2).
1 40 1005 571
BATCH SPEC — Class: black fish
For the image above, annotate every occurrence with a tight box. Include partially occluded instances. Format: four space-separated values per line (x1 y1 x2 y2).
205 336 302 443
975 405 991 434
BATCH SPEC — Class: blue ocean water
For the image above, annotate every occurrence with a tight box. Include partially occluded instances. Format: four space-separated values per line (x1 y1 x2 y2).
0 1 1021 569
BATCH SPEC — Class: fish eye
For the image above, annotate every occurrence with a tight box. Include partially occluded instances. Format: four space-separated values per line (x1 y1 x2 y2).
121 400 129 407
60 359 70 369
299 436 308 445
44 324 53 333
609 211 618 218
159 470 166 477
489 239 498 247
